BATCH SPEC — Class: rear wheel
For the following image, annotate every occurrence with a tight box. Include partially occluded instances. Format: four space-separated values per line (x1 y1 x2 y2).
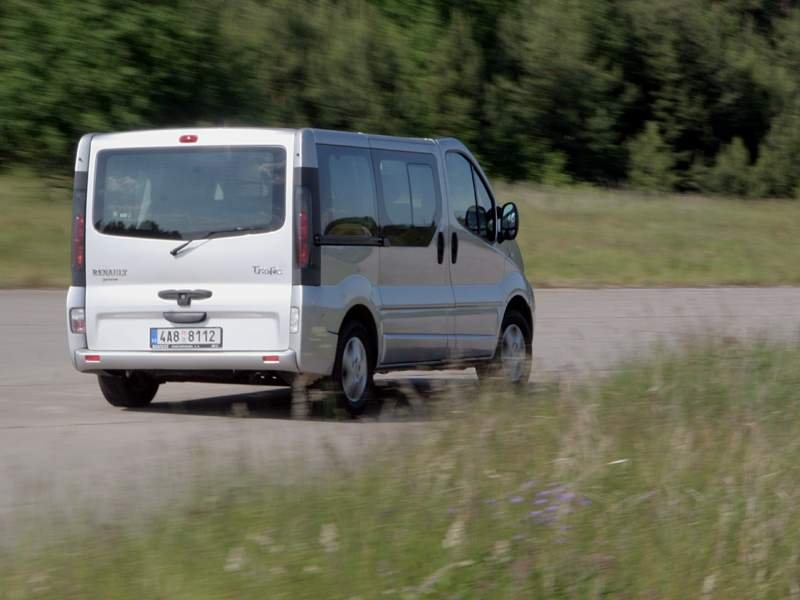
476 309 532 386
98 373 159 408
332 320 375 416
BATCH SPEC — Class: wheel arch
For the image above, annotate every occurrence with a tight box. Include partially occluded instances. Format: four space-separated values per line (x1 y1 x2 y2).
504 295 534 342
338 303 380 366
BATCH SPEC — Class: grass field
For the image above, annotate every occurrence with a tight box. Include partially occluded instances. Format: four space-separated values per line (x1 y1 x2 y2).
0 173 72 288
498 183 800 287
4 340 800 598
2 172 800 288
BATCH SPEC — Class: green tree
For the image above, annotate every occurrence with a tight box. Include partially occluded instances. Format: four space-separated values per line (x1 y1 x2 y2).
706 138 754 196
753 104 800 198
627 122 677 192
420 12 482 148
485 0 631 182
0 0 235 165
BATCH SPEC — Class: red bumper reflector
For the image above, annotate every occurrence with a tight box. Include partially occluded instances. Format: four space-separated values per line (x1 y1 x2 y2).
179 134 198 143
84 354 101 363
262 355 280 363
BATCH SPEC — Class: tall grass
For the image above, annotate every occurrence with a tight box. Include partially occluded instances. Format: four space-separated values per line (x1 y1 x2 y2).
3 339 800 598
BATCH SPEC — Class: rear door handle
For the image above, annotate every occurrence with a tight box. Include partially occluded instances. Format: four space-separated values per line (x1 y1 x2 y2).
451 232 459 264
437 232 445 264
158 289 212 307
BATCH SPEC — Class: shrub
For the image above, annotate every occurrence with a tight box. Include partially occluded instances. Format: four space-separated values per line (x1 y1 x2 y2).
706 138 754 197
627 122 677 192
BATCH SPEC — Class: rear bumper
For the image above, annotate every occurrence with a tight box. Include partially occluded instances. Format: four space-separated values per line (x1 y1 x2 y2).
73 349 298 373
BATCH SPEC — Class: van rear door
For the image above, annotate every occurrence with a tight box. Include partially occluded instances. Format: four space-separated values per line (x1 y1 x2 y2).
84 130 294 353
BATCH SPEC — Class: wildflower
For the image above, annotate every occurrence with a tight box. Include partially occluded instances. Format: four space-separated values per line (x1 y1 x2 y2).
509 495 524 504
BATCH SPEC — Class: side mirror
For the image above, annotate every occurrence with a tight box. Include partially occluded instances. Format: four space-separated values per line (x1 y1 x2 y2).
498 202 519 242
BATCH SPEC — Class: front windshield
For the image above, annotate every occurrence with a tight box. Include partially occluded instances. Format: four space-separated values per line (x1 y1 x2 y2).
93 147 286 240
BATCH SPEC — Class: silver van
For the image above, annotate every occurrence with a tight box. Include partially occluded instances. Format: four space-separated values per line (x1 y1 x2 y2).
66 128 534 415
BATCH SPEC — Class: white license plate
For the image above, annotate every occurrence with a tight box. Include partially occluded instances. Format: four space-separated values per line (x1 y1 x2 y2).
150 327 222 350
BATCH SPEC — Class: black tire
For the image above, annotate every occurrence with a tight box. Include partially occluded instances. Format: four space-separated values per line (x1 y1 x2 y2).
476 309 532 386
98 373 159 408
331 320 375 417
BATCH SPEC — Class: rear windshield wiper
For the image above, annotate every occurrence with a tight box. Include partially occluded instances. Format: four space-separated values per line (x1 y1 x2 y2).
170 226 264 256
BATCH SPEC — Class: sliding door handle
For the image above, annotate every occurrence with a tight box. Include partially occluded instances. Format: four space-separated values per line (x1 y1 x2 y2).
451 232 459 264
437 232 445 264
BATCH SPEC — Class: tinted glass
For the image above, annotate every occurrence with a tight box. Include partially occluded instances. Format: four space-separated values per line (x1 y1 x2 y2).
318 145 378 237
94 147 286 239
446 153 476 232
473 169 496 241
376 151 439 247
408 163 436 227
379 159 412 226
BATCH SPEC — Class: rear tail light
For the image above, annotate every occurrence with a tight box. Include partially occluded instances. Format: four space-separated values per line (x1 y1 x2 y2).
72 214 85 271
69 307 86 334
179 134 198 143
84 354 101 363
262 355 280 364
295 200 310 269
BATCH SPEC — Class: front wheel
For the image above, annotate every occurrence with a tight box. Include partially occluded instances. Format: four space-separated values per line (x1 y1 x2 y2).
332 321 375 417
98 373 159 408
476 310 532 386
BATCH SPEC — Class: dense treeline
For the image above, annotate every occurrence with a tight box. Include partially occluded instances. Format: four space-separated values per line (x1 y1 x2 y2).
1 0 800 196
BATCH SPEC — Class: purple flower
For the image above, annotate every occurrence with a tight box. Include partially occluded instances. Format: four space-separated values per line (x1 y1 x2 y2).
579 496 592 506
534 498 549 505
544 505 559 513
558 492 576 502
509 495 524 504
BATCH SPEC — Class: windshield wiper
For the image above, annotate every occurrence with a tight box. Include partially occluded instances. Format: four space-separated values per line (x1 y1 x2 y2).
170 226 263 256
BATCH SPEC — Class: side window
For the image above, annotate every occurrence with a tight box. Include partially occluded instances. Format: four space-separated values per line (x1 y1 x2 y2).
446 152 495 243
473 170 496 241
375 151 439 247
318 145 378 238
445 153 475 232
379 159 412 227
408 164 437 227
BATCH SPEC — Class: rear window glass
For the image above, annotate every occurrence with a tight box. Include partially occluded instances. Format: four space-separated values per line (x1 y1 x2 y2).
93 147 286 240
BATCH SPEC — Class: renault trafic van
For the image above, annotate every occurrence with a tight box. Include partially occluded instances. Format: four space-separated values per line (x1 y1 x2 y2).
66 128 534 415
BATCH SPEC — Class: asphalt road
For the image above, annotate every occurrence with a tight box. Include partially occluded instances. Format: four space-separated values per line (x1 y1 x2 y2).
2 287 800 540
